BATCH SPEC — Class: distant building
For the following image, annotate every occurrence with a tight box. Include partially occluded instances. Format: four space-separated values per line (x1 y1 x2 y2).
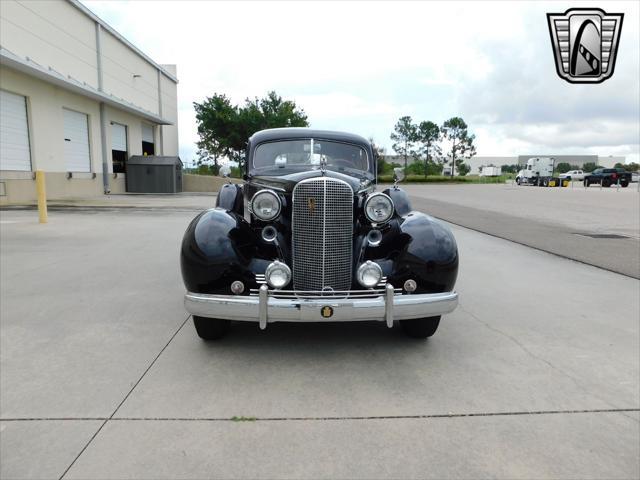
0 0 179 204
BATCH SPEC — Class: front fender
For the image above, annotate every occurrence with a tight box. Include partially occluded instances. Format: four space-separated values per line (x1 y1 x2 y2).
391 212 458 293
180 208 263 294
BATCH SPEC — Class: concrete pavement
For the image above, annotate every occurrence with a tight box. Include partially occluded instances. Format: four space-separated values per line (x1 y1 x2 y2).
1 206 638 479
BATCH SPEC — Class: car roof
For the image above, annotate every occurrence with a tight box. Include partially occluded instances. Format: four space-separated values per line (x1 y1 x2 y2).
248 128 370 146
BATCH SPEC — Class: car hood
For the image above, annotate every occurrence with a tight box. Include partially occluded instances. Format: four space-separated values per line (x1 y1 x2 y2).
248 170 373 194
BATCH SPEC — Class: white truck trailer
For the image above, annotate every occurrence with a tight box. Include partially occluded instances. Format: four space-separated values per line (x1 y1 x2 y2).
515 157 566 187
480 166 502 177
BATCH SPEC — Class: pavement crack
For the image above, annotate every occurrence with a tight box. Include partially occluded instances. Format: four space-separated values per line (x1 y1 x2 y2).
57 314 191 480
457 303 637 421
4 408 637 423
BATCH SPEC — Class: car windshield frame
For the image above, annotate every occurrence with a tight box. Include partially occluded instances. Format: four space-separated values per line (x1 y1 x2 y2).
251 138 373 178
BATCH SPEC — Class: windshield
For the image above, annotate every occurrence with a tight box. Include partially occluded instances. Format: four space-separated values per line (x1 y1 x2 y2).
253 139 369 175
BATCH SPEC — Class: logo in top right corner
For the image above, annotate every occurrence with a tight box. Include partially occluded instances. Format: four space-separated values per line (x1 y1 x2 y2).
547 8 624 84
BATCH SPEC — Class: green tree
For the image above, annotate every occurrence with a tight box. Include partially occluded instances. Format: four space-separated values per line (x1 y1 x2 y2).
583 162 599 172
390 116 418 170
194 91 308 170
416 121 441 177
624 162 639 172
457 162 470 176
556 162 572 173
441 117 476 176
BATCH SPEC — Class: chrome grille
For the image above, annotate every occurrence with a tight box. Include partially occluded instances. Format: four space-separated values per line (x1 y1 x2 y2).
292 178 353 291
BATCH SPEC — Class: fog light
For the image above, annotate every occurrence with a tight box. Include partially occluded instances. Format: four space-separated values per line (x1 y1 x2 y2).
230 280 245 294
265 260 291 289
404 279 417 293
357 261 382 288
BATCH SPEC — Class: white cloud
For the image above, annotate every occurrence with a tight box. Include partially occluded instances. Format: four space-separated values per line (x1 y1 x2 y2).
83 0 640 164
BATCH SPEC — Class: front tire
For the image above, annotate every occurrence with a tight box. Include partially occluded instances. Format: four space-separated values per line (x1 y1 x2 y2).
193 316 230 340
400 316 441 338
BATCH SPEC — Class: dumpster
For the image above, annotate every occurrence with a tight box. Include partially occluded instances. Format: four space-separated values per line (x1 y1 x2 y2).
126 156 183 193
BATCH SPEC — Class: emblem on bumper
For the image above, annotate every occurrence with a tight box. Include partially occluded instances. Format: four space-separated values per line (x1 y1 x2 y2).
321 306 334 318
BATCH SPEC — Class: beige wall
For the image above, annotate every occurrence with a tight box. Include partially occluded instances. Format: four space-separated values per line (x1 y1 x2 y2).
0 67 171 204
159 64 179 157
0 0 179 203
0 0 98 89
1 67 102 173
183 174 241 193
101 29 160 115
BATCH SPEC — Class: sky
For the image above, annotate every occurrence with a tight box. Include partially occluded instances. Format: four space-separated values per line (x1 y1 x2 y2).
82 0 640 166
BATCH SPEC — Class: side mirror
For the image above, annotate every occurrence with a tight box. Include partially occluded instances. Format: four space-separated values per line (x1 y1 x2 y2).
219 165 231 178
393 167 405 185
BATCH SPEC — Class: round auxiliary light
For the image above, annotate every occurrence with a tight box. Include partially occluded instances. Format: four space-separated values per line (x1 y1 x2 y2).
250 190 281 221
357 261 383 288
230 280 245 295
265 260 291 289
364 193 394 224
404 279 417 293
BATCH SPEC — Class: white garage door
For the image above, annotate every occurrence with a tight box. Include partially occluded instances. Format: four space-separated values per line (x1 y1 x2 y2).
141 124 154 144
63 108 91 172
0 90 32 171
111 123 127 151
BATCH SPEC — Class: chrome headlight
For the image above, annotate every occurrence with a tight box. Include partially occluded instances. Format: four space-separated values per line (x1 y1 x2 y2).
265 260 291 289
356 261 383 288
364 193 394 224
250 190 281 221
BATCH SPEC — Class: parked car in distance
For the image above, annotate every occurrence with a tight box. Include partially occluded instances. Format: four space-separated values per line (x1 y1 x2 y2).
180 128 459 340
559 170 584 181
583 168 631 188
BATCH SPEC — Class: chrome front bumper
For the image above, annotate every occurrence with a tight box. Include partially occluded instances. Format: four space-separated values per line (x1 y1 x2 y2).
184 284 458 330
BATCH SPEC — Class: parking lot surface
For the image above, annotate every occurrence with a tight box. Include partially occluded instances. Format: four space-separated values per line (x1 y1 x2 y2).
399 183 640 278
1 199 638 479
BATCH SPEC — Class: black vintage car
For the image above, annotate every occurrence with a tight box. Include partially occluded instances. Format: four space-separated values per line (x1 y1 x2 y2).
181 128 459 339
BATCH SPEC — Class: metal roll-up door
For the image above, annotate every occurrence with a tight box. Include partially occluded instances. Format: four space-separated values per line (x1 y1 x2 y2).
0 90 32 171
63 108 91 172
111 123 127 152
141 124 154 144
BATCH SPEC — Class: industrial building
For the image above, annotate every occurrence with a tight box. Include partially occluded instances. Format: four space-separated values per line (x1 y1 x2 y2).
0 0 179 205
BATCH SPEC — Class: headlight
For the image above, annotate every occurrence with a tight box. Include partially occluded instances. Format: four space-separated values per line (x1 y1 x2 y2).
364 193 394 224
265 260 291 289
250 190 281 221
356 261 383 288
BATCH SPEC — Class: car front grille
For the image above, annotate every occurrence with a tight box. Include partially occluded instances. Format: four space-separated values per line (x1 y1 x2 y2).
292 178 353 291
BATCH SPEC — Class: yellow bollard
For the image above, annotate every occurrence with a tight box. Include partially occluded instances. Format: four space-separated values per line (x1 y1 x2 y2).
36 170 47 223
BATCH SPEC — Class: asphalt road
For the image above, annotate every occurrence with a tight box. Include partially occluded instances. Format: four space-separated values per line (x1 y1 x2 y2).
399 183 640 279
1 205 638 479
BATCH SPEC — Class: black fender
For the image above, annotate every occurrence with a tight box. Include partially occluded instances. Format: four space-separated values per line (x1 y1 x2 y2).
394 212 458 292
383 187 412 217
215 183 244 215
180 208 266 294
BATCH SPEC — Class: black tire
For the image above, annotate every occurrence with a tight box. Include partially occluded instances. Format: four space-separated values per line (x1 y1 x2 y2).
565 176 571 182
400 316 441 338
602 179 610 187
193 316 230 340
543 178 549 187
516 177 521 185
621 181 629 188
